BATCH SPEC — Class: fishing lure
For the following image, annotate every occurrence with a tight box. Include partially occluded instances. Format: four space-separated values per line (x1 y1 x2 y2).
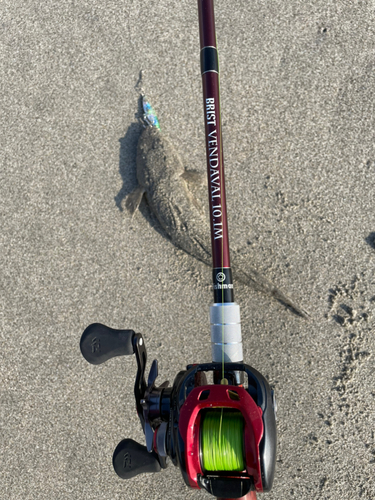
142 95 160 129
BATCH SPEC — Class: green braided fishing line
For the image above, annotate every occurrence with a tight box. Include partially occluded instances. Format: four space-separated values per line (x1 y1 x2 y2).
201 410 245 472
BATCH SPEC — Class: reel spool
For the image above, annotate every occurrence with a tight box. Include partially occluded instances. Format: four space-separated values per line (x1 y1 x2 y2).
200 409 245 473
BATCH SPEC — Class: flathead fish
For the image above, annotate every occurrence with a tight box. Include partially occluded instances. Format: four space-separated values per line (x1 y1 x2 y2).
126 126 309 319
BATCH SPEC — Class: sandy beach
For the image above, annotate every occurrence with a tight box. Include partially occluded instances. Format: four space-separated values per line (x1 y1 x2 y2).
1 1 374 499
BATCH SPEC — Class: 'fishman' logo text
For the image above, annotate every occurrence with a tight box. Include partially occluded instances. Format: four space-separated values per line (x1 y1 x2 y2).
214 283 234 290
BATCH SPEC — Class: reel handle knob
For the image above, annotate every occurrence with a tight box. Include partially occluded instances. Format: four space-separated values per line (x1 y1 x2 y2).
80 323 135 365
113 439 161 479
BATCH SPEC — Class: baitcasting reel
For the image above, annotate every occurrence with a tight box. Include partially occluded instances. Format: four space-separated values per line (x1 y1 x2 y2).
80 323 277 499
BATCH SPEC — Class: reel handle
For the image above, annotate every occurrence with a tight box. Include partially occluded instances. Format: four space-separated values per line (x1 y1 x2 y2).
113 439 161 479
80 323 135 365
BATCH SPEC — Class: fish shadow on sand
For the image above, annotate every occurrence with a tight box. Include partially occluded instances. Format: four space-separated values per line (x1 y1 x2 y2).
365 232 375 250
115 95 145 210
115 122 141 211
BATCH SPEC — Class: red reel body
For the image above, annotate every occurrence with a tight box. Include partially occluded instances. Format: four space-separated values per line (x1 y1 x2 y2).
179 385 264 491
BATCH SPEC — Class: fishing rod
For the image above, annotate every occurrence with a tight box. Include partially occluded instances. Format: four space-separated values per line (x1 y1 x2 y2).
79 1 277 499
199 0 239 376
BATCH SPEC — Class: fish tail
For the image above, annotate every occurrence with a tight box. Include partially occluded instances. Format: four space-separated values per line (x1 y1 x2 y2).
269 285 310 319
233 266 310 319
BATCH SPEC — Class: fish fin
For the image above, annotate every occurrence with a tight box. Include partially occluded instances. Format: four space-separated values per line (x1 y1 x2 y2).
181 170 207 186
187 193 205 214
125 186 146 215
181 170 208 215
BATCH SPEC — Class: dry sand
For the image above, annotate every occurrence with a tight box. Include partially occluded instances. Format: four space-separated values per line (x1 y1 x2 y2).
1 1 374 499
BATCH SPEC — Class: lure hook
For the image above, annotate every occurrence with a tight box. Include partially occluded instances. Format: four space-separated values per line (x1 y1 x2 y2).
135 69 161 129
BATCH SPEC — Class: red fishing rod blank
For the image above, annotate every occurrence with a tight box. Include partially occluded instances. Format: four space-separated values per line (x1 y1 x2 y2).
198 0 233 304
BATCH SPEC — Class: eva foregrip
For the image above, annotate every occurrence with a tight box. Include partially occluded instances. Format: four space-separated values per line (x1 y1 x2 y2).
210 302 243 363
